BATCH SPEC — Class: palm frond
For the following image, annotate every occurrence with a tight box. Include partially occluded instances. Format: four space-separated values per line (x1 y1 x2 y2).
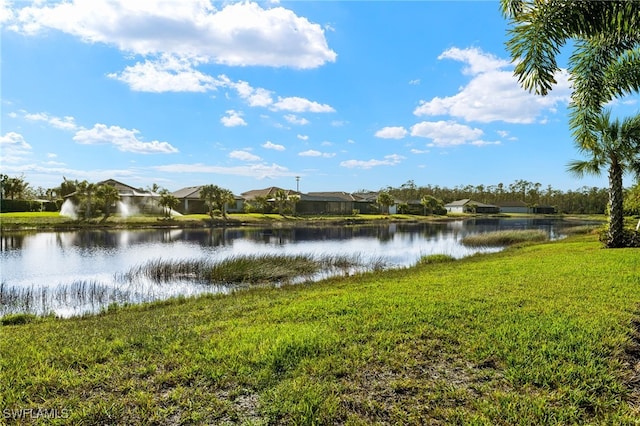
566 159 604 178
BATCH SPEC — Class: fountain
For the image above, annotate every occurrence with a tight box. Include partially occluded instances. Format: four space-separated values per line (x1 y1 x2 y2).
117 201 130 218
59 199 77 219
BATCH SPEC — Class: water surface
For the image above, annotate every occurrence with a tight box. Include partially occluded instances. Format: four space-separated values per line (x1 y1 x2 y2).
0 218 583 317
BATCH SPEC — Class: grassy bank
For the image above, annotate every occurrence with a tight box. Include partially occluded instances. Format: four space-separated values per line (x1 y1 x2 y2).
0 211 570 231
1 234 638 424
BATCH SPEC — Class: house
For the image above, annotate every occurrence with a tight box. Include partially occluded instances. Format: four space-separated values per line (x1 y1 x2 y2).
93 179 160 213
531 205 557 214
352 191 398 214
300 192 360 215
496 200 531 214
444 199 500 214
240 187 301 214
172 186 243 214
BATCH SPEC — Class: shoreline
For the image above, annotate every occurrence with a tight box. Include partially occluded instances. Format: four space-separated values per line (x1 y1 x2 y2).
0 212 589 232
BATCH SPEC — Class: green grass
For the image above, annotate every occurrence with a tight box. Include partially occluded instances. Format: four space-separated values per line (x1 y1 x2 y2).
461 229 549 247
1 234 639 424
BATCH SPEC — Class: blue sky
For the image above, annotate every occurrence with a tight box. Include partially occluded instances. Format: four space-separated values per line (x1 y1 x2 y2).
2 0 639 195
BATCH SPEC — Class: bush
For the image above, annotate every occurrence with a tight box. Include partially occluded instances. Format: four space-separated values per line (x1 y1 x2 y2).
0 199 57 213
598 228 640 248
1 313 37 326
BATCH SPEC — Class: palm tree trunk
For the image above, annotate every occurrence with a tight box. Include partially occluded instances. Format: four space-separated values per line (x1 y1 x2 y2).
608 162 625 247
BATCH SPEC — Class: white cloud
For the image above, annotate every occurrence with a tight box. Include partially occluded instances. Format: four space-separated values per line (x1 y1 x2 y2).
410 121 484 147
438 47 510 75
470 140 501 147
272 97 335 113
24 111 79 131
409 79 420 85
8 1 336 69
340 154 405 169
222 77 274 107
262 141 285 151
0 0 15 25
284 114 310 125
153 162 295 179
410 148 429 154
108 54 221 93
47 153 58 158
297 134 309 141
299 149 335 158
375 126 408 139
0 132 32 163
73 124 178 154
220 110 247 127
229 150 261 162
414 47 571 124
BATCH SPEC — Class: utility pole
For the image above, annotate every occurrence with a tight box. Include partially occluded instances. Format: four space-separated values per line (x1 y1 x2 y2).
295 176 300 192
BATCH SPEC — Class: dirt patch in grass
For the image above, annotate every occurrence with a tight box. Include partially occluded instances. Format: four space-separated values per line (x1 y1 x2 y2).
339 352 506 424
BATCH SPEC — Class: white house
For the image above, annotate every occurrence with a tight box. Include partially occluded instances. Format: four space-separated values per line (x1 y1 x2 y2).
444 199 500 214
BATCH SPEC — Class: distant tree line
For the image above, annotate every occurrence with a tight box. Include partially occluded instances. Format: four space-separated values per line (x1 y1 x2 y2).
382 179 614 215
2 174 640 217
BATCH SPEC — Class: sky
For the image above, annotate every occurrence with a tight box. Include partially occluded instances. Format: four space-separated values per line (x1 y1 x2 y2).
2 0 639 196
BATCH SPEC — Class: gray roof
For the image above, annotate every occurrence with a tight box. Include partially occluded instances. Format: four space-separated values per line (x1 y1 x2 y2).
444 199 498 208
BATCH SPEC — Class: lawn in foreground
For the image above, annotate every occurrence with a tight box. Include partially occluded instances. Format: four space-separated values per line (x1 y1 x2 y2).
1 234 639 424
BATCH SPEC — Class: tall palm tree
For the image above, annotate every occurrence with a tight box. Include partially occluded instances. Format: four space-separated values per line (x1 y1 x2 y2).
567 111 640 247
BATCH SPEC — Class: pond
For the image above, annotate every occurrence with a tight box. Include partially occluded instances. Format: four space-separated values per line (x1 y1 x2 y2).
0 218 587 317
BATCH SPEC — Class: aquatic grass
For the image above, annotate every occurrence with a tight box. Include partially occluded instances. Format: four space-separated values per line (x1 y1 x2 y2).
417 254 457 265
1 254 388 318
461 229 549 247
562 224 602 235
124 254 384 286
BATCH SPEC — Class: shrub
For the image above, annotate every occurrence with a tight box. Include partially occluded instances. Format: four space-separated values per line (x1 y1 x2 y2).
1 313 37 326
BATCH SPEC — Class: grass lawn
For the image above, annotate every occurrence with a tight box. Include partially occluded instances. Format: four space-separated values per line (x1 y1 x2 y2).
1 233 639 424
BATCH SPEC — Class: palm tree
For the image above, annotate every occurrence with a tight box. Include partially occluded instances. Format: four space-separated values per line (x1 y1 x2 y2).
421 195 439 216
76 180 97 220
567 111 640 247
95 183 121 222
502 1 640 145
158 190 180 218
274 189 289 216
376 191 395 215
200 184 235 219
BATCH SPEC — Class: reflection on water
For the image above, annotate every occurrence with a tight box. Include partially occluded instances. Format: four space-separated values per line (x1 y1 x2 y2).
0 219 587 317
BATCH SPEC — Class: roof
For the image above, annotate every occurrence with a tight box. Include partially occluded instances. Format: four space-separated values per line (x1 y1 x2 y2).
306 191 359 202
173 185 241 200
241 187 299 200
65 178 157 198
172 186 202 199
444 199 498 208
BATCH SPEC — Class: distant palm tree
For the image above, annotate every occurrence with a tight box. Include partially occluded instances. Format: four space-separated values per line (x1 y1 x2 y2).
200 185 235 219
376 192 395 215
76 180 97 220
567 111 640 247
421 195 439 216
96 184 121 222
158 190 180 218
274 189 289 216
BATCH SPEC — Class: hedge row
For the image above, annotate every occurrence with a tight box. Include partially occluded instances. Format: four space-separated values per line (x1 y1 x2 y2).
0 199 61 213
